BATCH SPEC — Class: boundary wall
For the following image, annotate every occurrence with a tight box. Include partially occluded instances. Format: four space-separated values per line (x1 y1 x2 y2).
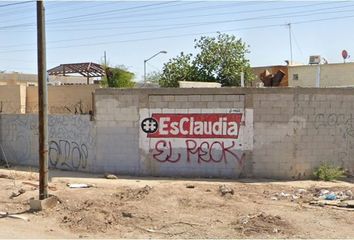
0 85 98 114
1 87 354 179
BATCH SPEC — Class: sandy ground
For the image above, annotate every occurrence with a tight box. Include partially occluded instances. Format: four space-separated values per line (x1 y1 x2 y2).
0 166 353 239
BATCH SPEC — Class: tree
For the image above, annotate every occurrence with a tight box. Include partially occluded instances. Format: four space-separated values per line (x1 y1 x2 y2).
101 65 135 88
145 71 162 84
159 52 196 87
159 33 254 87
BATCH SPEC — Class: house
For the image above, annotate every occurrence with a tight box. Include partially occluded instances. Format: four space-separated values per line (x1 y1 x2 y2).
252 59 354 88
289 62 354 87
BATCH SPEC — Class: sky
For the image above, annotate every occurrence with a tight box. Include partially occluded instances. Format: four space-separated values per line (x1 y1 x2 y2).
0 0 354 81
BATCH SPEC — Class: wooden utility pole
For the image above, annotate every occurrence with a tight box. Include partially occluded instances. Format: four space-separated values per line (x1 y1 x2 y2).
37 0 48 200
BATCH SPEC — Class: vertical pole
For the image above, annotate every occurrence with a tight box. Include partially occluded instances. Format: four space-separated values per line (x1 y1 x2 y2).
316 65 321 88
104 51 107 66
144 60 147 82
37 0 48 200
240 72 245 87
288 23 293 65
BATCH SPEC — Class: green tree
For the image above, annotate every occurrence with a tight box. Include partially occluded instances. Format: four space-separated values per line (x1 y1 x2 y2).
145 71 162 84
101 65 135 88
160 33 254 87
159 52 196 87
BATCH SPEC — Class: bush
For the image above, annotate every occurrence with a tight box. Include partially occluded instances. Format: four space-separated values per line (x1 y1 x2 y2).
313 163 345 181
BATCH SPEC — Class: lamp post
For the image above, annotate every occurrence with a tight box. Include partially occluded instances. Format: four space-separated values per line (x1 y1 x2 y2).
144 50 167 82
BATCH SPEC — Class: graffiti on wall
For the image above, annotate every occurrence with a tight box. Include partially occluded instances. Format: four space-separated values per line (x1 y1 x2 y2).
140 111 247 173
314 113 354 173
26 100 91 114
49 140 88 170
152 139 246 165
0 115 95 170
314 113 354 138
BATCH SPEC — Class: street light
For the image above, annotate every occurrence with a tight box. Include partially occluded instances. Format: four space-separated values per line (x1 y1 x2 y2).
144 50 167 82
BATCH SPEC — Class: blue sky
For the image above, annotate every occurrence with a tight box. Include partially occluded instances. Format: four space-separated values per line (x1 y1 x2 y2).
0 0 353 81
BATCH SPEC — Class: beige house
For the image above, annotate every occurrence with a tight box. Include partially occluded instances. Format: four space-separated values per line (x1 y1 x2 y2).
288 62 354 87
0 72 90 86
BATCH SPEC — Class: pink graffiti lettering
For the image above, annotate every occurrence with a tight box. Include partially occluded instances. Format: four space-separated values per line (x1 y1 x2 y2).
153 140 181 163
153 140 245 166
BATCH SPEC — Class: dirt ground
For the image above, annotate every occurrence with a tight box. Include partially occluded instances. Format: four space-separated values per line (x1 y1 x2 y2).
0 167 353 239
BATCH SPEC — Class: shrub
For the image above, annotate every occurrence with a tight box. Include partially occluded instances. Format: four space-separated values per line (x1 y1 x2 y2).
313 163 345 181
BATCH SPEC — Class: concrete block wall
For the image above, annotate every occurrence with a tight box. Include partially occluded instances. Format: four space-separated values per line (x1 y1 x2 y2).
142 94 248 178
95 90 140 174
2 87 354 179
94 88 354 179
0 114 96 172
252 89 354 179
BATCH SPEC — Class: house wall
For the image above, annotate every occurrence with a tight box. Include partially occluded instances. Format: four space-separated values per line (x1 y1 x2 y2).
0 85 26 114
289 62 354 87
0 72 90 86
26 85 99 114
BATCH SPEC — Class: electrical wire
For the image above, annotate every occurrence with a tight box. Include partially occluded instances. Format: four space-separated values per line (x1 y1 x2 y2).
0 1 33 8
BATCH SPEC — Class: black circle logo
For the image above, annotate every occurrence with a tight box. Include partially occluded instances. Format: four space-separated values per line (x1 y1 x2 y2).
141 117 158 134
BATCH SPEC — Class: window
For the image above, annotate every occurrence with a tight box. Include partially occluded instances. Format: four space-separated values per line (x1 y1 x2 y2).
293 74 299 80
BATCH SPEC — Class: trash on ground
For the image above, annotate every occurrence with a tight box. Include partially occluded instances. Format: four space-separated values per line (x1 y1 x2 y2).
186 184 195 189
9 188 25 199
104 173 118 179
219 185 234 196
122 211 133 218
67 183 94 189
324 193 337 200
0 211 29 221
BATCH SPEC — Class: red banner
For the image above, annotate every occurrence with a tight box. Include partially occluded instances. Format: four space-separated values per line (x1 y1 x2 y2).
147 113 242 139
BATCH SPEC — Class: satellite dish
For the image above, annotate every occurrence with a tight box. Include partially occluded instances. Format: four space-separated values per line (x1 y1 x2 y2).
342 50 348 59
342 50 350 63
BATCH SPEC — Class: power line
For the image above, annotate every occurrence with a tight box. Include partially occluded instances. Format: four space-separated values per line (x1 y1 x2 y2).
1 2 354 50
0 11 353 56
291 27 304 60
29 14 354 49
45 1 268 25
2 1 352 32
46 1 180 23
45 1 346 26
0 1 33 8
31 4 354 32
0 1 258 29
1 2 354 53
0 1 194 29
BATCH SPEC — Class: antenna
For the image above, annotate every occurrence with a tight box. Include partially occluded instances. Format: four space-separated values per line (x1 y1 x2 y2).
287 23 293 65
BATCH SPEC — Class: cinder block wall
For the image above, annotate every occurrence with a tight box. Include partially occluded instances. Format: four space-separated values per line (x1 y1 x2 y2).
2 87 354 179
94 88 354 179
0 114 96 172
252 89 354 179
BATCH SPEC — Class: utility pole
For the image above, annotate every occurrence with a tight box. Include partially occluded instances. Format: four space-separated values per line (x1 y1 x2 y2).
37 0 48 200
104 51 107 66
287 23 293 65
